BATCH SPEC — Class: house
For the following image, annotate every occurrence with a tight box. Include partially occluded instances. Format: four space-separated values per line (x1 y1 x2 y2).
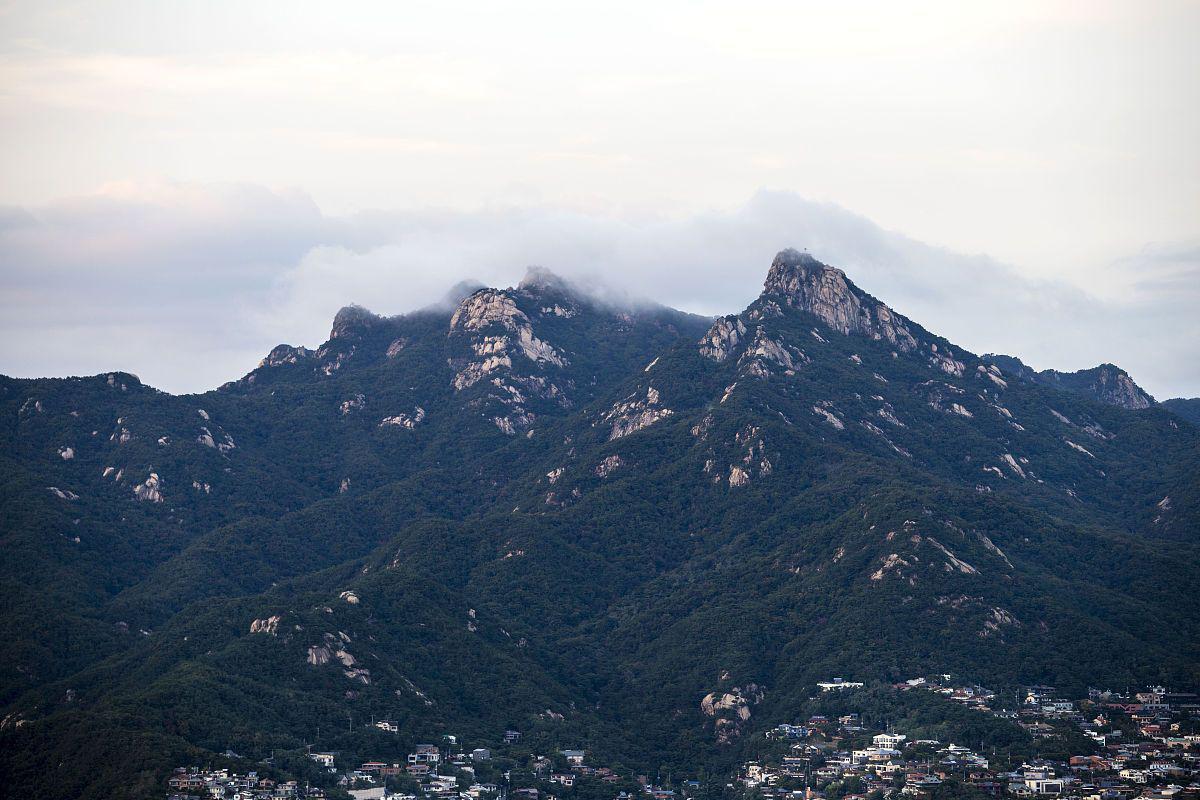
772 723 807 739
374 720 399 733
309 752 337 770
472 748 492 762
818 678 864 692
1026 776 1065 795
561 749 586 766
504 730 522 743
409 744 441 764
873 733 907 749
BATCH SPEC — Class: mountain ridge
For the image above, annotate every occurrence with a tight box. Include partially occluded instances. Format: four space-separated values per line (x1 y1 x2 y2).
1 250 1197 799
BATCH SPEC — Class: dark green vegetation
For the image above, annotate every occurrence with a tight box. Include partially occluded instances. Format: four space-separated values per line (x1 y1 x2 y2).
1163 397 1200 427
2 251 1197 798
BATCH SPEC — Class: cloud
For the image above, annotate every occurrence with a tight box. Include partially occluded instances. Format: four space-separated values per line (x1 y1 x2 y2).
1 182 1196 399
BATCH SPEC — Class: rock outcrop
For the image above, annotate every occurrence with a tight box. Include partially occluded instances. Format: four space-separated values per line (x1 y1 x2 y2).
604 387 674 440
700 682 764 744
132 472 163 503
258 344 312 369
761 249 919 351
329 304 380 340
698 317 746 361
380 408 425 429
1037 363 1155 410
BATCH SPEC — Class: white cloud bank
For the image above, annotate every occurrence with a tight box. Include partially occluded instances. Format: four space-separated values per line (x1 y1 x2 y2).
0 183 1196 399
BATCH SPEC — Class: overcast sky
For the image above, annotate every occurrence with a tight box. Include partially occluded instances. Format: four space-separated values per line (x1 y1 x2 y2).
0 1 1197 398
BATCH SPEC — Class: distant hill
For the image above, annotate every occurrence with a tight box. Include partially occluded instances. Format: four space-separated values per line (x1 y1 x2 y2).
981 354 1155 410
1163 397 1200 427
2 250 1197 799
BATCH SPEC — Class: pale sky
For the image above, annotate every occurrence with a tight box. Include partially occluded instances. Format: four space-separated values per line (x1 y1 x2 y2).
0 1 1197 397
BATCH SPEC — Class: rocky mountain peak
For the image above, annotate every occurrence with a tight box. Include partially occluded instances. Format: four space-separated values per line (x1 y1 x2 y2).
518 266 573 297
760 249 919 352
329 304 381 340
1040 363 1156 410
982 354 1156 410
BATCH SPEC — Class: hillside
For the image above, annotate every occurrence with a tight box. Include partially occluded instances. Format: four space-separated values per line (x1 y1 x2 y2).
1 251 1197 799
1163 397 1200 427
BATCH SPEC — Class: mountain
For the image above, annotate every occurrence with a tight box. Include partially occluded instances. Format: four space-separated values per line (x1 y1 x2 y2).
1 251 1197 799
1163 397 1200 427
980 355 1157 410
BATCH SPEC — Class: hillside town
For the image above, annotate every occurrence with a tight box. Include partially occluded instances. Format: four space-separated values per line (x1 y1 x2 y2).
737 678 1200 799
163 679 1199 800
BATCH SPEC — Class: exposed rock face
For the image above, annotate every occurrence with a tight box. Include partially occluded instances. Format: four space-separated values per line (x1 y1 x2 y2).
738 327 807 378
812 405 844 430
761 249 919 351
1039 363 1155 410
197 426 236 453
448 289 569 434
316 344 355 376
728 466 750 487
58 447 74 460
1000 453 1026 479
450 290 564 367
329 304 380 340
379 408 425 429
699 317 746 361
928 343 965 377
453 353 512 391
595 454 623 478
718 425 773 488
307 644 331 666
700 683 764 744
920 380 967 416
339 394 366 415
249 615 282 635
258 344 312 369
983 355 1154 410
926 537 979 575
871 552 911 581
132 472 163 503
604 387 674 440
980 606 1021 637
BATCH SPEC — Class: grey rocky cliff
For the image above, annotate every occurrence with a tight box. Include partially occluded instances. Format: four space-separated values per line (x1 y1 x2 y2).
258 344 312 369
761 249 919 352
329 304 381 340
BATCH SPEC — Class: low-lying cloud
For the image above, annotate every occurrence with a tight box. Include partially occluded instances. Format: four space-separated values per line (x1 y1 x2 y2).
1 182 1196 399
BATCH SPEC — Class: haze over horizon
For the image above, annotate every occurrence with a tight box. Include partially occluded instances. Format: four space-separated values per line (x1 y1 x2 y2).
1 1 1197 397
